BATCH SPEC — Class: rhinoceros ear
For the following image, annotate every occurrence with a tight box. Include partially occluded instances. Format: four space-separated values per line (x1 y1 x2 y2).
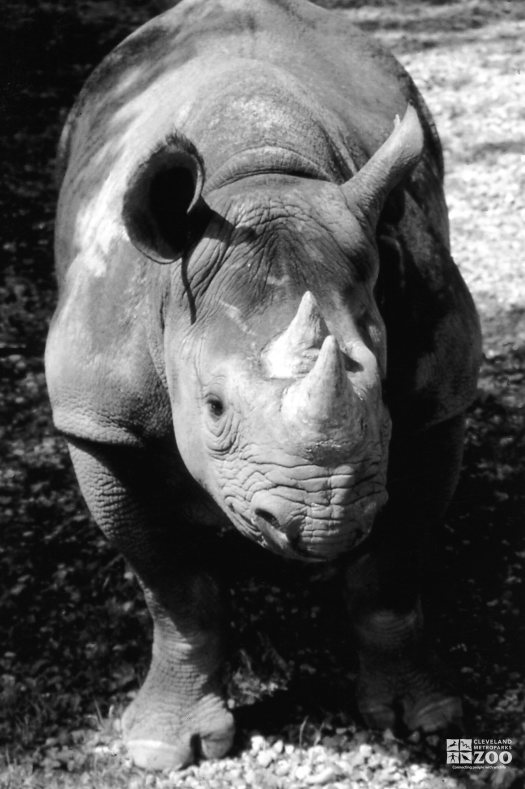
123 133 205 262
341 104 423 231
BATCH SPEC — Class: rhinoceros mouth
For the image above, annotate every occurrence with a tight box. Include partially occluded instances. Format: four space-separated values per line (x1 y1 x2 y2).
226 500 372 563
253 511 325 562
226 502 322 561
255 517 368 562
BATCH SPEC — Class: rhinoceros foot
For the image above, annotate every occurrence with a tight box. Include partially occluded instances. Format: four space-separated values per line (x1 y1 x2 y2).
356 659 463 735
122 673 235 770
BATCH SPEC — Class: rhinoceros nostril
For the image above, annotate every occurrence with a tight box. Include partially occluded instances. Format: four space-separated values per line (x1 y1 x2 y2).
254 508 281 531
253 506 301 543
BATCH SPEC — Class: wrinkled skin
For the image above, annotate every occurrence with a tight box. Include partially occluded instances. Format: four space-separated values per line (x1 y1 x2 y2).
168 178 391 562
45 0 481 771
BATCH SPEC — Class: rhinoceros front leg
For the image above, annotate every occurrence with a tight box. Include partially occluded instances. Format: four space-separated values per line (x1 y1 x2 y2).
345 553 462 735
344 414 466 735
67 440 234 770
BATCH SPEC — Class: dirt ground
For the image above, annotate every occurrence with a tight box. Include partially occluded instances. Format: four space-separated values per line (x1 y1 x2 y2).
0 1 524 787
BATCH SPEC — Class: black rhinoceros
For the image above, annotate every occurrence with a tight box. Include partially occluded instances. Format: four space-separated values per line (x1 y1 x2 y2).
45 0 481 771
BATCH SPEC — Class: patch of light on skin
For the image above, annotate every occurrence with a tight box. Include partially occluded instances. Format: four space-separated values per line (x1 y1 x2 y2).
108 65 143 100
263 272 293 289
264 336 320 379
70 64 201 278
218 300 258 337
72 172 126 277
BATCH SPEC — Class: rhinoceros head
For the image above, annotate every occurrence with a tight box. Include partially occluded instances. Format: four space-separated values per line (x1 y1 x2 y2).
123 107 423 561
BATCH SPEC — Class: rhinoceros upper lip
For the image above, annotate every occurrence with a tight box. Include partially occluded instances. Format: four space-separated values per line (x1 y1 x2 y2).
228 502 349 563
254 514 291 551
252 513 329 563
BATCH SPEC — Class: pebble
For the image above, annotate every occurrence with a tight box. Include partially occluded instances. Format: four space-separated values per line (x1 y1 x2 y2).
250 735 266 753
358 742 373 759
294 763 312 781
275 761 290 776
411 767 429 784
256 749 275 767
344 749 365 768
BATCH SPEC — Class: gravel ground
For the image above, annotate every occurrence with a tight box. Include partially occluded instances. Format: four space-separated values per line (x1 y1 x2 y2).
1 2 524 788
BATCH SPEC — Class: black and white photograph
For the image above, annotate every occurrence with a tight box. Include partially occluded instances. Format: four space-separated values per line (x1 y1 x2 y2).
1 1 524 786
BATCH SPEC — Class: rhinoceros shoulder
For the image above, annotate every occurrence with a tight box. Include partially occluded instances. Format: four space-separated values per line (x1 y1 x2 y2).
46 240 172 447
378 196 482 429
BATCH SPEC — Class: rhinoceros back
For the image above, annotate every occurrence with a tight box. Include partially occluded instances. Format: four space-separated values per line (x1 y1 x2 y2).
47 0 479 446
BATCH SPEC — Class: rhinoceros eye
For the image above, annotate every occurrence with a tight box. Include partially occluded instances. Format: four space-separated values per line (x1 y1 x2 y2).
206 394 225 420
203 391 235 453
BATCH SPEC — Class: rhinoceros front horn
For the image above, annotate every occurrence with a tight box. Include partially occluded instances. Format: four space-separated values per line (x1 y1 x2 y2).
281 335 360 440
341 104 424 229
123 132 205 262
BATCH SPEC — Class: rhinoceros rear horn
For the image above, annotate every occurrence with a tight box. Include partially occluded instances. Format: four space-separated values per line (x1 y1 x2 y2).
263 291 330 378
123 133 205 262
341 104 423 230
